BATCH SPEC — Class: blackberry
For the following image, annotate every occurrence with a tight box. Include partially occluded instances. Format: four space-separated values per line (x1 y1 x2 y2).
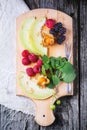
57 35 66 44
54 22 62 32
50 28 57 36
54 27 59 32
54 22 62 28
58 27 66 35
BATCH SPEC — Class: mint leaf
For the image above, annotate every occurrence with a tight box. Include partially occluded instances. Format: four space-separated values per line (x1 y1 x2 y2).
42 55 49 64
50 57 56 68
62 71 76 83
60 62 76 83
55 70 59 76
41 55 76 88
47 81 55 89
44 63 50 70
55 57 67 69
52 75 60 85
41 66 46 75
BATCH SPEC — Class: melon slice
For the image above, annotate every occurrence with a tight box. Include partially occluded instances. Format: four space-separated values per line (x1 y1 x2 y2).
20 17 36 52
18 72 56 99
20 17 47 55
30 17 47 55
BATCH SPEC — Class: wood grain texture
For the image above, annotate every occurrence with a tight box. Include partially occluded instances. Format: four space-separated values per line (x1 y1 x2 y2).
25 0 40 9
2 0 87 129
1 105 39 130
80 0 87 130
39 0 57 9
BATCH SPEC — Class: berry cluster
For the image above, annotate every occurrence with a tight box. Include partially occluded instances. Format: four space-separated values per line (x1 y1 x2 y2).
22 50 38 65
45 19 66 45
21 50 43 76
50 22 66 44
26 59 42 76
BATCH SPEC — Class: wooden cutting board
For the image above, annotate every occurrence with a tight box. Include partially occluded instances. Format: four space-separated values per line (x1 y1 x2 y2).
16 9 73 126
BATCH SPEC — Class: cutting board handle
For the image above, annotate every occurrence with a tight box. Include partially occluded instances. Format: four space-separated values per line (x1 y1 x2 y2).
34 100 55 126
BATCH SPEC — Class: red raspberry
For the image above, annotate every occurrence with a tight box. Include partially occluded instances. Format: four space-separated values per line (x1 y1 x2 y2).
37 59 43 67
22 50 29 57
26 68 35 76
45 19 56 28
33 65 41 73
28 53 38 63
22 57 31 65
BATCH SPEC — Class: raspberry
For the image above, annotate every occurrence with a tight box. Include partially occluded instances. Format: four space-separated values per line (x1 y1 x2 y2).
37 59 43 67
28 53 38 63
22 57 31 65
26 68 35 76
33 65 41 73
45 19 56 28
22 50 29 57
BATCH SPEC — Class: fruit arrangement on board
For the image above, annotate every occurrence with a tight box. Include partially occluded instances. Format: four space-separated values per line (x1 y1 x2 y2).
18 17 76 100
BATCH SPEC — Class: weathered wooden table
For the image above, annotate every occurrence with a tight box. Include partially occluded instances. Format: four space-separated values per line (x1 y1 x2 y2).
0 0 87 130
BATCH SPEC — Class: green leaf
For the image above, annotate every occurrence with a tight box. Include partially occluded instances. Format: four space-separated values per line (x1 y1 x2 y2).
62 71 76 83
41 55 76 88
42 55 49 64
49 67 53 75
41 66 46 75
50 57 56 68
62 57 68 62
44 63 50 70
52 75 60 85
47 81 55 89
55 57 67 69
60 62 76 83
55 70 59 76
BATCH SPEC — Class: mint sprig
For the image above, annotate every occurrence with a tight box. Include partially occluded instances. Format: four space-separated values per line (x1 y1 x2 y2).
41 55 76 88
